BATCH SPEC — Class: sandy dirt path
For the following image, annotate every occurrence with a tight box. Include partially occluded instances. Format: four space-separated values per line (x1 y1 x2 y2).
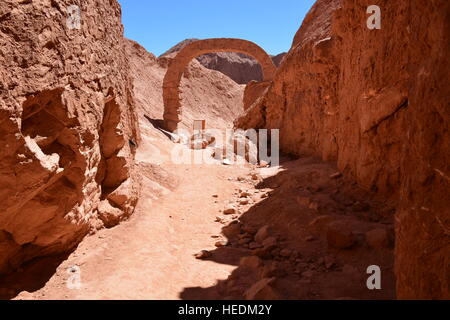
27 146 255 299
10 122 395 300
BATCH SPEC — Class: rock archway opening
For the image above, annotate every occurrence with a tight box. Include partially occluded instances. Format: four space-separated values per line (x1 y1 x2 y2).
162 38 277 132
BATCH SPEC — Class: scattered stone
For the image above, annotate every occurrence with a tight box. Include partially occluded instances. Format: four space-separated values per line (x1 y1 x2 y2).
258 160 269 168
239 191 252 198
97 200 123 228
249 242 263 249
222 159 232 165
194 250 212 259
238 232 253 239
212 194 219 198
244 278 281 300
252 247 273 259
241 225 257 235
290 251 299 259
238 238 252 245
262 236 277 248
250 173 260 180
190 139 209 150
239 198 250 205
222 223 241 239
366 228 390 249
330 172 343 179
331 193 355 207
279 248 292 258
327 221 357 249
215 240 228 247
255 225 271 243
240 256 262 269
223 205 238 215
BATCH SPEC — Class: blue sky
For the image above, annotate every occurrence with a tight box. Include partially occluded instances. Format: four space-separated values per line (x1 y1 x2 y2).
117 0 315 56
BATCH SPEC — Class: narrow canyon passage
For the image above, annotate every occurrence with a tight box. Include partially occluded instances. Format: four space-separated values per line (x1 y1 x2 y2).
1 0 448 303
7 121 395 300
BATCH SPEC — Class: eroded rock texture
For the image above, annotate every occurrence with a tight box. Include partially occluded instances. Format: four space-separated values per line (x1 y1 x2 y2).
236 0 449 299
0 0 139 275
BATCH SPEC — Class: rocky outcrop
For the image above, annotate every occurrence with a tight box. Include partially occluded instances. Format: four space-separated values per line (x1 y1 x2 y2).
161 39 285 84
162 38 277 131
0 0 139 275
197 52 265 85
236 0 449 299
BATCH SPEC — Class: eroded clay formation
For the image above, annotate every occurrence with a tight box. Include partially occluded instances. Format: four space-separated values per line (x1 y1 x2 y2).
162 38 277 131
235 0 449 299
0 0 139 275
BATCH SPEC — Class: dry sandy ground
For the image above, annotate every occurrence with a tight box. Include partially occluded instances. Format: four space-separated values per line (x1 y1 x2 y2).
8 117 395 300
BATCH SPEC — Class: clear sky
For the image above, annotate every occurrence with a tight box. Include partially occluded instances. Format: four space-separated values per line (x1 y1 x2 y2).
117 0 315 56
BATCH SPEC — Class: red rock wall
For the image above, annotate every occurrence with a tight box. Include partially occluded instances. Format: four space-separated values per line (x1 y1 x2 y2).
0 0 140 274
237 0 449 299
395 0 450 299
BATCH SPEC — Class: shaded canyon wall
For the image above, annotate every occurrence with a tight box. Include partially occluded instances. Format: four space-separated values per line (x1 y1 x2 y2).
0 0 140 275
236 0 449 299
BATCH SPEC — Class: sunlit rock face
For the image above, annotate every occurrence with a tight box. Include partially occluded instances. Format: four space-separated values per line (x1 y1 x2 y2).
0 0 140 275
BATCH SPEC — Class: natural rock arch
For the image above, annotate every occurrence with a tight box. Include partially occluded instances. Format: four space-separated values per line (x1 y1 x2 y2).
163 38 277 131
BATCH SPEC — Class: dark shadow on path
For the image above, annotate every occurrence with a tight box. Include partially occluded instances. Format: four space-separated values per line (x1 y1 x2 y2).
179 156 396 300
